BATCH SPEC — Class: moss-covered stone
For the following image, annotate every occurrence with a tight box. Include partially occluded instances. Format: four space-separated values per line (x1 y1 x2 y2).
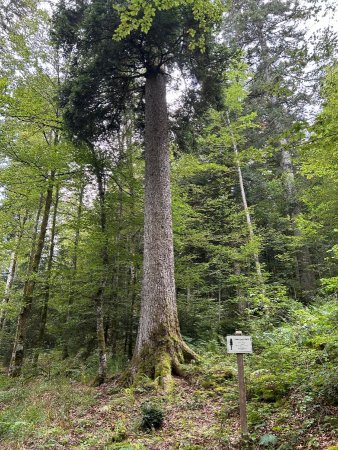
200 366 235 390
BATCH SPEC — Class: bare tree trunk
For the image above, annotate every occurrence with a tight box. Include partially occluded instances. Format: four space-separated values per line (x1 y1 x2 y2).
62 182 85 359
28 194 45 271
108 185 123 356
131 69 196 386
0 252 17 331
0 203 42 347
0 213 26 352
0 211 27 329
235 262 246 314
33 184 60 368
127 258 137 360
125 151 138 360
226 112 263 283
92 162 108 385
9 171 55 377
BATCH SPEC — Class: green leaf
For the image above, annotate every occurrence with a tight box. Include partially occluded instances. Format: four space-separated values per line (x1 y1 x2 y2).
259 433 278 446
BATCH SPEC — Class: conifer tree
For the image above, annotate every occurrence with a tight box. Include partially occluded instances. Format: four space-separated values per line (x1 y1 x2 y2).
53 0 226 383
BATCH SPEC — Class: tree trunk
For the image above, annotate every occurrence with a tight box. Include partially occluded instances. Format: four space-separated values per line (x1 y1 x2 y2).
226 112 264 284
127 259 137 360
8 171 55 377
92 163 108 385
0 210 26 330
0 252 17 331
28 193 45 271
62 182 85 359
0 219 26 354
131 69 196 386
108 185 123 356
125 152 138 360
235 262 246 314
33 184 60 368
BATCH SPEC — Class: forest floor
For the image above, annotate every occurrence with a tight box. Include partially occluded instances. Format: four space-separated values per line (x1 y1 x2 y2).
0 355 337 450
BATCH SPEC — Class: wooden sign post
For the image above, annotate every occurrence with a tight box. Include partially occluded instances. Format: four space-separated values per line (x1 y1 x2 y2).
227 330 252 435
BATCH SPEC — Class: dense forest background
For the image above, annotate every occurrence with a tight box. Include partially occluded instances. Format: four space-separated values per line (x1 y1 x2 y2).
0 0 337 448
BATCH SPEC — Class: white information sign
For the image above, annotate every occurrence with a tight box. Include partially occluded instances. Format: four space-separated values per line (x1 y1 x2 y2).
227 335 252 353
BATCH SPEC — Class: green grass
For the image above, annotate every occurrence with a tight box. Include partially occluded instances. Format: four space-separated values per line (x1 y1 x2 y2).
0 375 96 448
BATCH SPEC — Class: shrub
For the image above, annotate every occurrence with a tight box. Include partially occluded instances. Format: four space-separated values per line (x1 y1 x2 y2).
140 402 164 431
259 433 278 447
249 373 289 402
112 420 127 442
314 368 338 405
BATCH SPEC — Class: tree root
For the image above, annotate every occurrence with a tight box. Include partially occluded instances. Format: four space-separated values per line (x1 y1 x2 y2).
130 336 198 390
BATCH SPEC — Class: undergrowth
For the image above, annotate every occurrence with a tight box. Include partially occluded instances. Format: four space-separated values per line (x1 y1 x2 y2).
0 298 336 449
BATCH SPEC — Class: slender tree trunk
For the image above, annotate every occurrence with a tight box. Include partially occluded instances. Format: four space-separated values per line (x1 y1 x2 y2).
0 202 42 346
33 185 60 368
9 171 55 377
108 185 123 356
186 287 191 312
235 263 246 314
92 163 108 385
226 112 264 283
0 252 17 331
0 214 28 354
218 287 222 324
131 69 196 386
0 212 26 329
62 182 85 359
127 258 137 359
280 148 316 298
29 194 45 271
125 153 138 360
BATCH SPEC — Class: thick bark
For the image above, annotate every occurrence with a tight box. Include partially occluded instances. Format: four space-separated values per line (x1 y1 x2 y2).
8 171 55 377
131 69 196 386
281 149 316 298
33 185 60 367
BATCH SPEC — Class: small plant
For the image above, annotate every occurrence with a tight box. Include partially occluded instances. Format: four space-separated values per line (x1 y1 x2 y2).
112 420 127 442
259 433 278 446
249 373 289 402
140 401 164 431
315 369 338 405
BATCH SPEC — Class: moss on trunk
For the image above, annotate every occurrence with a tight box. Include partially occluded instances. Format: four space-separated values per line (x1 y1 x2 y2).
131 324 197 389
